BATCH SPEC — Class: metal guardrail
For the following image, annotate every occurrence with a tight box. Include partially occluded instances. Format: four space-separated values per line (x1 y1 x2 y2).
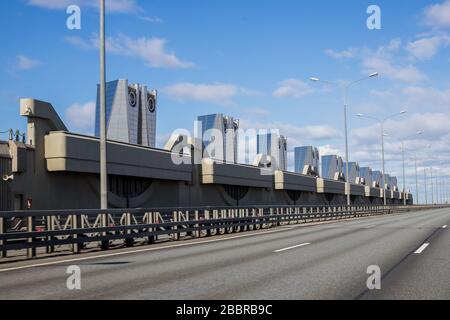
0 204 445 259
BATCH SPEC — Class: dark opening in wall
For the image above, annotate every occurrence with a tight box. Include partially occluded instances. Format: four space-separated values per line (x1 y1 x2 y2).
324 193 334 204
223 185 249 202
286 190 301 203
108 175 153 198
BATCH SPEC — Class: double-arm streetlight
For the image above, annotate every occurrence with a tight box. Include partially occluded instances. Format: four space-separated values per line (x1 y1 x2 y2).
356 110 407 205
310 72 379 206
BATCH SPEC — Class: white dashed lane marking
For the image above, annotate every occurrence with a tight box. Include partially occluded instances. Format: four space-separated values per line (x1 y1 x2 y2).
274 242 311 253
414 243 430 254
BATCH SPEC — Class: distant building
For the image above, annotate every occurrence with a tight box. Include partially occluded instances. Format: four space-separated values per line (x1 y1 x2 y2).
94 79 157 147
384 174 392 190
257 133 287 171
389 176 399 191
197 113 239 163
344 162 361 184
360 167 373 187
294 146 320 176
372 171 383 188
321 155 345 181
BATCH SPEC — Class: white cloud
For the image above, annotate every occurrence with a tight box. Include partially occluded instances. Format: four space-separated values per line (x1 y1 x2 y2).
16 54 39 70
423 0 450 29
326 39 427 84
240 107 270 117
273 79 314 99
65 101 96 134
237 119 342 169
161 83 263 105
162 83 238 105
140 16 164 23
28 0 140 13
325 48 360 59
370 89 395 98
66 34 194 69
115 35 194 68
361 39 427 83
239 87 264 97
347 112 450 190
402 86 450 111
406 35 450 60
362 55 426 83
65 36 92 50
239 120 341 144
351 112 450 154
318 144 342 157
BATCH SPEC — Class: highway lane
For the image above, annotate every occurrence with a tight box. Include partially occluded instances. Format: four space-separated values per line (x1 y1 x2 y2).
360 218 450 299
0 208 448 300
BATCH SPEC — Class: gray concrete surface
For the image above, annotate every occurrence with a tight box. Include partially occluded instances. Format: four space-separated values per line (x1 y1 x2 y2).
0 208 448 300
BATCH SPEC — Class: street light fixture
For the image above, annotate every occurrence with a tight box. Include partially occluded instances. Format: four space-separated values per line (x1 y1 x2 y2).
356 110 407 205
310 73 379 206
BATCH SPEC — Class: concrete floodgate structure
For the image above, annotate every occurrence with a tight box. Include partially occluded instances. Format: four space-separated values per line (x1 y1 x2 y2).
0 99 413 211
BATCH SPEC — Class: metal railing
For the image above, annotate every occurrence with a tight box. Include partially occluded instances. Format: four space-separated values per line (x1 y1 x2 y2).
0 204 444 259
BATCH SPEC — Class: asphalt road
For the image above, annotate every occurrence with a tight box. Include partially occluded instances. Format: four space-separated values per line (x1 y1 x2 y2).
0 208 448 300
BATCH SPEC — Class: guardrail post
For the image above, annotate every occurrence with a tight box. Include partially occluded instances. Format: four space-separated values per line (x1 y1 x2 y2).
125 212 134 247
0 216 6 258
204 210 211 236
173 211 179 241
278 207 282 225
255 208 261 230
27 216 36 259
101 212 109 250
72 214 80 254
148 212 155 244
186 211 193 237
46 216 54 254
213 210 220 235
235 210 240 233
194 210 200 238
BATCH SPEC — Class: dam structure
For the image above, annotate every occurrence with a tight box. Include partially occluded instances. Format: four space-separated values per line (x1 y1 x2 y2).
0 98 412 211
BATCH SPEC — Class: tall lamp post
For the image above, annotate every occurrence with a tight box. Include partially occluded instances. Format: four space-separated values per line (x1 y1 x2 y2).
398 131 423 205
310 72 379 206
100 0 108 210
411 155 419 205
436 171 440 204
430 167 434 205
356 110 407 205
99 0 109 250
423 167 428 205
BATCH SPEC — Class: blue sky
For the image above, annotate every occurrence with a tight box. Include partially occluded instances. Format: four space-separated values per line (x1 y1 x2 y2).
1 0 450 200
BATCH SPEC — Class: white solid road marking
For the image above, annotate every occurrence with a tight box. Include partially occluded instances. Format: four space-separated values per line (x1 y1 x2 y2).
365 224 377 229
443 225 448 229
414 243 430 254
0 227 296 273
274 242 311 253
